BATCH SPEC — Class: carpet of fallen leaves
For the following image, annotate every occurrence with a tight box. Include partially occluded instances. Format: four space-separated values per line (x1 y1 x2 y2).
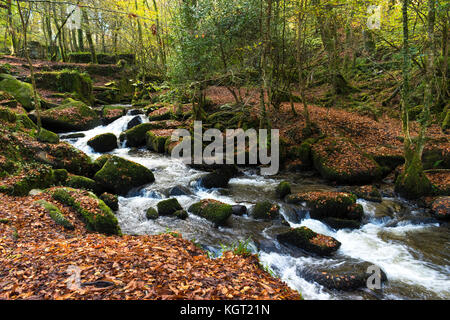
0 193 301 300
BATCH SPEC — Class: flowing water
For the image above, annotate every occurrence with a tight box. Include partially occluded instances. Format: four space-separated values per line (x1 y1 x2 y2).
62 109 450 300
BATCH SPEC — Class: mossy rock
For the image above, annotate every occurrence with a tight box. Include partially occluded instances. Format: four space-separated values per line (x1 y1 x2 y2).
53 169 69 185
157 198 183 216
147 106 175 121
188 199 233 226
92 154 114 173
0 107 17 123
198 166 238 189
288 138 317 167
93 156 155 195
48 142 93 176
146 129 174 153
100 192 119 211
395 165 433 200
146 207 159 220
276 181 291 199
102 105 126 124
87 133 118 153
37 128 60 144
119 122 166 147
50 187 121 235
41 99 101 132
66 175 97 192
431 197 449 221
342 185 382 203
0 74 35 111
321 217 361 230
174 209 189 220
251 201 280 220
312 137 382 184
17 114 37 130
277 226 341 256
34 200 74 230
3 164 55 196
34 69 93 104
286 191 361 221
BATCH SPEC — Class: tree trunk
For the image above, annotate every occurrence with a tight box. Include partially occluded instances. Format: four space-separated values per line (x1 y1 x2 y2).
7 0 19 55
82 8 97 63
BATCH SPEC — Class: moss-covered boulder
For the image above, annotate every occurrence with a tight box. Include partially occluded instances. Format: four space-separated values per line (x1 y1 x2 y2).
146 207 159 220
93 156 155 195
34 200 74 230
100 192 119 211
320 217 361 230
251 201 280 220
119 122 166 147
40 99 101 132
431 197 449 221
276 181 291 199
87 133 118 153
277 226 341 256
287 138 317 168
286 191 363 221
34 69 93 104
146 129 175 153
198 166 238 189
50 187 121 235
188 199 233 226
0 74 35 111
312 137 382 184
37 128 60 144
66 175 97 192
102 105 126 125
157 198 183 216
53 169 69 185
342 185 382 203
47 142 93 176
92 154 114 173
147 105 175 121
174 209 189 220
0 164 54 196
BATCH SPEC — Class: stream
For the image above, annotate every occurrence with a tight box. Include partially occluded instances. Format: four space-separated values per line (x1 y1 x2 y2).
62 108 450 300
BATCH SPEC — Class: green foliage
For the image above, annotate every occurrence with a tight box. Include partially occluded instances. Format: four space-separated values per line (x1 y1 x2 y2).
220 237 254 257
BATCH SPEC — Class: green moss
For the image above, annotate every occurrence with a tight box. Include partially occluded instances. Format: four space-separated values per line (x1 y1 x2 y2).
146 207 159 220
34 69 93 104
251 201 280 220
34 200 74 230
188 199 233 226
49 142 93 176
92 154 114 173
99 192 119 211
17 114 37 130
50 187 121 235
41 98 101 132
37 128 60 144
174 210 188 220
276 181 291 199
87 133 117 153
442 109 449 131
0 74 35 111
286 192 359 220
8 164 54 196
0 107 17 123
277 226 341 256
395 159 432 199
93 156 155 195
53 169 69 185
146 131 171 153
157 198 183 216
66 175 97 192
120 123 164 147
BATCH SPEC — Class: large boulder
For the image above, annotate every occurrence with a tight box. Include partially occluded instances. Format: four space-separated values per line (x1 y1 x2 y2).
0 74 35 111
119 122 166 147
34 200 74 230
251 201 280 220
188 199 233 226
312 137 382 184
65 175 98 192
93 156 155 195
286 191 363 228
49 187 121 235
37 128 60 144
146 129 175 153
102 105 126 125
34 69 93 104
277 226 341 256
87 133 118 153
100 192 119 211
40 98 101 132
198 166 238 189
156 198 183 216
